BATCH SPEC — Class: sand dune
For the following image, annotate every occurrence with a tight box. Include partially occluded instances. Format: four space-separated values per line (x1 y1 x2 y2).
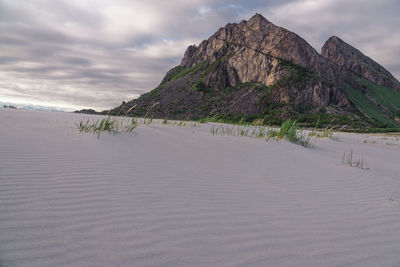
1 109 400 267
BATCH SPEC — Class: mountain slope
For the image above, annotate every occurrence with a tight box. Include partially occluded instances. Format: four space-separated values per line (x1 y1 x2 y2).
321 36 400 126
322 36 400 90
107 14 400 129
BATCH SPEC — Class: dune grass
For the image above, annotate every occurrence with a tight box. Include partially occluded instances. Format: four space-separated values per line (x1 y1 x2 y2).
76 111 202 138
268 119 311 147
76 116 137 138
143 117 153 124
210 119 312 147
76 103 138 137
171 120 199 127
308 119 336 138
342 150 369 169
76 112 331 147
125 117 138 133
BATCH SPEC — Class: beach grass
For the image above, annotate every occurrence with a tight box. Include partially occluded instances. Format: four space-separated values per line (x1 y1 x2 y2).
76 116 137 138
210 119 312 147
342 150 369 169
308 119 335 138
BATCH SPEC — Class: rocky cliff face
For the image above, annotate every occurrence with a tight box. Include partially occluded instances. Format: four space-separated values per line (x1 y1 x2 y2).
322 36 400 91
170 14 350 111
179 14 345 104
107 14 400 128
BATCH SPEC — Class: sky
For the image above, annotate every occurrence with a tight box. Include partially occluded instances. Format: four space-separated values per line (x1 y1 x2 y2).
0 0 399 111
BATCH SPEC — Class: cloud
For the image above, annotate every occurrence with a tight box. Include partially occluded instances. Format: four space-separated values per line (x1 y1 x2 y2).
0 0 399 111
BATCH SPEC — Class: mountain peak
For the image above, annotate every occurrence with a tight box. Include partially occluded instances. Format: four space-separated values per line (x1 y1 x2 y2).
245 13 273 30
181 13 321 71
322 36 398 88
247 13 270 24
323 36 361 57
327 35 343 42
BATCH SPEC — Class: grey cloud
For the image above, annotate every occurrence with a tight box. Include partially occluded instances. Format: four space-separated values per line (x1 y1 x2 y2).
63 57 92 66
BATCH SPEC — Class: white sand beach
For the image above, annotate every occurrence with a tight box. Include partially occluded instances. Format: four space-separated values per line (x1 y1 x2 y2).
1 108 400 267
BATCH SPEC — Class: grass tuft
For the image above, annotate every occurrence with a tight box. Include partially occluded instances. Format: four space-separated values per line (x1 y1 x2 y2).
76 116 127 138
268 119 311 146
125 117 138 133
76 103 138 138
341 150 369 169
309 119 336 138
210 119 311 147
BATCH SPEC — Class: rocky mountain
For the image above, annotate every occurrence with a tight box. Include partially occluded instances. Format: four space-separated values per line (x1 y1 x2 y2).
322 36 400 90
105 14 400 129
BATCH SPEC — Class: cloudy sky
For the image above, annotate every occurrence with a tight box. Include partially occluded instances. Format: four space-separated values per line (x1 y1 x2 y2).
1 0 399 111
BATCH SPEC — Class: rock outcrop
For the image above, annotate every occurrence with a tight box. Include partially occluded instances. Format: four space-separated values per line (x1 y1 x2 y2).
322 36 400 91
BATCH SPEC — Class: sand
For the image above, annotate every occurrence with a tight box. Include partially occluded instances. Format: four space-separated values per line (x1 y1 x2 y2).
1 108 400 267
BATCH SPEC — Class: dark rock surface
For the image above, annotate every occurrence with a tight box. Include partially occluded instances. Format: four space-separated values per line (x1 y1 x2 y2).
322 36 400 91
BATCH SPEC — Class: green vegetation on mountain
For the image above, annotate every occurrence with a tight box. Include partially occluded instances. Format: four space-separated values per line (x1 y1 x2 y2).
357 78 400 116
